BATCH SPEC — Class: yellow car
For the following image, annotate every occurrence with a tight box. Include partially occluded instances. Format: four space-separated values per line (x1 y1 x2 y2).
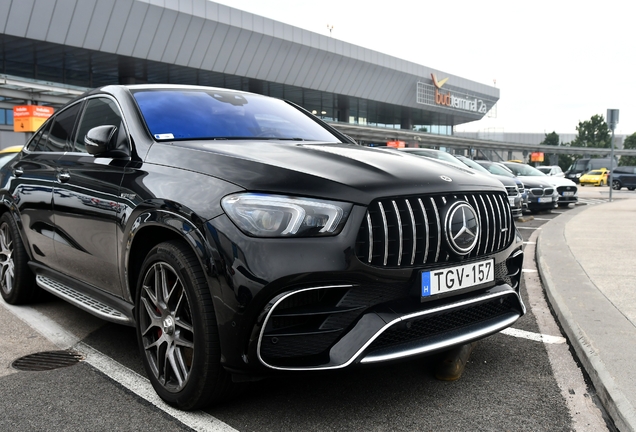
579 168 610 186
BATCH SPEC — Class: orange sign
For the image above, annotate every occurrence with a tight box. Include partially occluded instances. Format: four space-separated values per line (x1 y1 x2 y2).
387 140 405 148
531 152 544 162
13 105 54 132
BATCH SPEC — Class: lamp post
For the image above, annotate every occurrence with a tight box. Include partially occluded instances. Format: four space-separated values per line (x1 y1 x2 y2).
607 109 619 202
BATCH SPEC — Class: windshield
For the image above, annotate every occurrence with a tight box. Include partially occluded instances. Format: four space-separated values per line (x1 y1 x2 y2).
132 89 342 142
537 167 551 174
457 156 490 174
479 162 515 178
573 160 589 170
587 170 604 175
503 163 546 177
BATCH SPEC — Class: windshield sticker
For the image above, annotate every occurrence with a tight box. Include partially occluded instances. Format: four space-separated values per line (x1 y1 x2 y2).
154 133 174 140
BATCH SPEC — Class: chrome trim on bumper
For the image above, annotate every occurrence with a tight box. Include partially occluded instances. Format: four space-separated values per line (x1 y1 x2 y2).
257 286 523 371
360 314 519 364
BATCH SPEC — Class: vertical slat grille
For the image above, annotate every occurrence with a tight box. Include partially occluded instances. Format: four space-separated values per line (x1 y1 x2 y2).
356 192 513 268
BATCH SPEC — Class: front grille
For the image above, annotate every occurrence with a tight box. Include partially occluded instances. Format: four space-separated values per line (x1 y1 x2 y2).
355 192 513 268
557 185 577 194
529 188 554 196
505 186 518 196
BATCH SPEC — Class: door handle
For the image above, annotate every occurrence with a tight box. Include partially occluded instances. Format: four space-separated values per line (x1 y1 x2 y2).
57 171 71 183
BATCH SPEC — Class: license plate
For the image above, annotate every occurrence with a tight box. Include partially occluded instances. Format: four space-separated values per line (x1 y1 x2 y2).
508 197 516 206
421 258 494 297
562 191 575 196
538 197 552 203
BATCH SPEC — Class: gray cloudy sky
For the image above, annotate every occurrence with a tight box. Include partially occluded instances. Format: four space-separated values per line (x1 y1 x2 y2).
215 0 635 137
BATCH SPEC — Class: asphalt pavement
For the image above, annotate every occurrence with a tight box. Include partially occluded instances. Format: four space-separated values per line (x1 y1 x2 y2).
537 195 636 432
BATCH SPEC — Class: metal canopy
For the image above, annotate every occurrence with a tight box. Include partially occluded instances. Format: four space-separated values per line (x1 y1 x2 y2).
0 74 87 109
1 75 632 158
330 122 636 157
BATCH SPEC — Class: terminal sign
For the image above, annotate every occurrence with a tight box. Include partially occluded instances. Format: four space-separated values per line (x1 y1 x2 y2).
431 74 488 114
13 105 54 132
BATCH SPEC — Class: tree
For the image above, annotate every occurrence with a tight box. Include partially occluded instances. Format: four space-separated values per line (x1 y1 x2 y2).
619 132 636 166
570 114 611 149
540 131 573 171
541 131 560 146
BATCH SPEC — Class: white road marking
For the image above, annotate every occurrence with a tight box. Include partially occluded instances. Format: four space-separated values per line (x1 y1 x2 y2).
0 300 238 432
517 226 541 230
500 327 567 344
522 269 538 273
523 241 536 245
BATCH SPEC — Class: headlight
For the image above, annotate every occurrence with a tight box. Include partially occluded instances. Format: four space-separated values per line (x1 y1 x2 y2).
221 193 352 237
575 173 581 178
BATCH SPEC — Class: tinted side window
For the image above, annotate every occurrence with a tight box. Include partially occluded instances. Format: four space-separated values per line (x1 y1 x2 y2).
74 98 126 153
26 121 52 151
35 103 82 152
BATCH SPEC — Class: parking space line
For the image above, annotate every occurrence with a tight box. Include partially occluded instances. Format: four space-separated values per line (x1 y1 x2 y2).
0 300 238 432
517 227 541 230
500 327 567 344
78 343 238 432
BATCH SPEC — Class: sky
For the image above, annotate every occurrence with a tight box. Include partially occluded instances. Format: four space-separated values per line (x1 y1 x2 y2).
214 0 636 137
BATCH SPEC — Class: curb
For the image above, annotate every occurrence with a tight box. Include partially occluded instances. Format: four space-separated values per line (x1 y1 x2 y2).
536 203 636 432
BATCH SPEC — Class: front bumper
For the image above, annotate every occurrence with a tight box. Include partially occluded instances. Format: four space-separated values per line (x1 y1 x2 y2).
256 278 524 370
250 241 524 371
209 195 525 374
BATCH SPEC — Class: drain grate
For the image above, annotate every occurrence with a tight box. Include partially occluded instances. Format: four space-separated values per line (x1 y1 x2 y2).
12 350 84 371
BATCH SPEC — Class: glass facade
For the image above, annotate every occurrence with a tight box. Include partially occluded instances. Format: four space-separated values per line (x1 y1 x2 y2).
0 34 453 137
0 108 13 126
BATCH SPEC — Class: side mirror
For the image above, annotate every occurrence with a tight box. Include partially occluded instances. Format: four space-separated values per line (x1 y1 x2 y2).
84 125 117 156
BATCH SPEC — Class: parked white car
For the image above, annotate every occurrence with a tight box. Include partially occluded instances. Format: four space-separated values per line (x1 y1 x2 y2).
536 165 565 177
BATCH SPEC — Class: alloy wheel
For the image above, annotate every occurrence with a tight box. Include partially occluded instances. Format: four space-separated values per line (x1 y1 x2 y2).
0 222 15 296
139 262 195 393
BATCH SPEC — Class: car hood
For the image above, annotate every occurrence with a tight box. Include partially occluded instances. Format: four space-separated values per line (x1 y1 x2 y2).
517 177 556 189
491 174 517 188
515 175 576 188
145 141 505 204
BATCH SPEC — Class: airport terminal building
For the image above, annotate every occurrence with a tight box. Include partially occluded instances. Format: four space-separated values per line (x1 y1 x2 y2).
0 0 500 148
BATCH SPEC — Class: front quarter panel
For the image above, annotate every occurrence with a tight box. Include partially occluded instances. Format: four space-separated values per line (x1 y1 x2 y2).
117 162 244 301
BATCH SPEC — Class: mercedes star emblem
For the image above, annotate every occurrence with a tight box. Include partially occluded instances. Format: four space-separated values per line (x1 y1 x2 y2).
445 202 479 255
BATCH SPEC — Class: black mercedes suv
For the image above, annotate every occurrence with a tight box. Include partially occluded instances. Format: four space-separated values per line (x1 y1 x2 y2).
0 85 524 410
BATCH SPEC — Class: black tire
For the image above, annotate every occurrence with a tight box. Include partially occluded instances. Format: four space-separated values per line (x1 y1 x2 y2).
599 180 605 187
135 240 239 410
612 181 622 190
628 187 635 191
558 203 570 208
0 212 37 304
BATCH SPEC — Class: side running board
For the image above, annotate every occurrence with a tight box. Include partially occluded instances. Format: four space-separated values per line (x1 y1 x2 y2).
36 275 133 325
